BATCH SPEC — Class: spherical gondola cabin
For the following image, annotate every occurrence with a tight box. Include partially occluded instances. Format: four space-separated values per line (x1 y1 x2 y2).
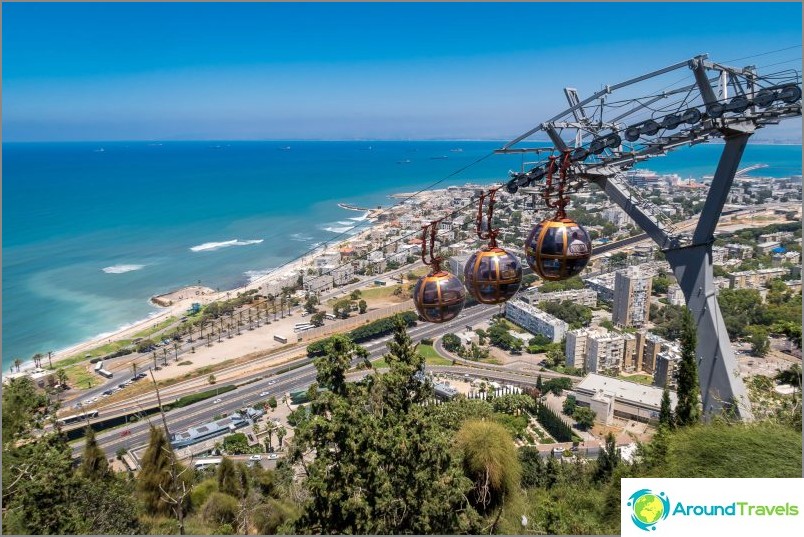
413 270 466 323
463 247 522 304
524 218 592 281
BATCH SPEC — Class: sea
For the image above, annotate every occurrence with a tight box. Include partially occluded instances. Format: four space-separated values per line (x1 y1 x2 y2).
2 140 801 370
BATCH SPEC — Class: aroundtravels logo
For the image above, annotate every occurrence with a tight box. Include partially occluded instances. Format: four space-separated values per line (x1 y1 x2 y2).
627 489 670 531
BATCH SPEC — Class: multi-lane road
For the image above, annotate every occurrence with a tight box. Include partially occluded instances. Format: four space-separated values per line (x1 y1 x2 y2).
71 303 523 458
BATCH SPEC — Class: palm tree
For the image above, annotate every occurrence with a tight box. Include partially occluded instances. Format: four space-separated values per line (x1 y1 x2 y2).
13 358 22 372
247 309 253 330
279 295 287 319
237 311 243 335
32 353 44 369
56 368 68 389
162 348 168 367
47 351 53 369
267 294 277 320
173 342 180 362
218 318 224 341
277 426 287 449
152 351 158 370
131 362 138 376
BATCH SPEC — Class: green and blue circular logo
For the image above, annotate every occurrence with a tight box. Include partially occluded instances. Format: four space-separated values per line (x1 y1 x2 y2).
627 489 670 531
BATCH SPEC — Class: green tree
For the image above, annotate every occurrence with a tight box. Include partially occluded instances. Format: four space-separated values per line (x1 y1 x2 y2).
80 426 110 480
136 426 175 516
443 333 463 353
573 406 596 430
748 325 770 357
518 446 544 488
593 433 619 483
675 308 701 426
455 420 521 515
358 299 368 314
291 321 479 534
217 457 241 498
562 395 577 416
659 386 675 429
310 311 325 327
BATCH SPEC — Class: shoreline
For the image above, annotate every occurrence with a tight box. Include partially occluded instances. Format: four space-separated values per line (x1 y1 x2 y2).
31 212 379 370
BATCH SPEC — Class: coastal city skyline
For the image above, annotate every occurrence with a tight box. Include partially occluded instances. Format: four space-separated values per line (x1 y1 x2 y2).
3 2 802 141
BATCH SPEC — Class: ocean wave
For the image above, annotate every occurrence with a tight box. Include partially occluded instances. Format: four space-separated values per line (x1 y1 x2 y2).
349 211 371 222
102 264 145 274
290 233 314 242
322 226 354 234
244 268 276 284
190 239 263 252
336 220 354 226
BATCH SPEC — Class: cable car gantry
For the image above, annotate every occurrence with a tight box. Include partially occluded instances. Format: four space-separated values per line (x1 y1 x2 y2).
494 53 801 421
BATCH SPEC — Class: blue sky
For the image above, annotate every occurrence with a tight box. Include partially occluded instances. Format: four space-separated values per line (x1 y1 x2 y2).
2 2 801 141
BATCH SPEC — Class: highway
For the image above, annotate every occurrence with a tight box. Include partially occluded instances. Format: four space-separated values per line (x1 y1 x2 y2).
72 303 507 458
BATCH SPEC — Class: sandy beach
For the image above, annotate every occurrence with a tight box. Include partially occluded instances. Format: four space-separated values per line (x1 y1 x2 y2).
48 220 378 367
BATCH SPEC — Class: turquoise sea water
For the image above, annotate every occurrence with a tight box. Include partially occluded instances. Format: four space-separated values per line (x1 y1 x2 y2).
2 141 801 369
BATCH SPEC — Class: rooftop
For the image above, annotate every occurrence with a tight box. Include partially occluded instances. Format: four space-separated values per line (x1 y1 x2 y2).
575 373 677 408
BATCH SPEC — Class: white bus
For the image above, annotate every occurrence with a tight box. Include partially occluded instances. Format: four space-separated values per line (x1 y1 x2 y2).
294 323 314 332
56 409 99 427
193 457 223 470
274 335 288 344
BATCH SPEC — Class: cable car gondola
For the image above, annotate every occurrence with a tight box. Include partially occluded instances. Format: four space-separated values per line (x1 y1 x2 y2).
523 152 592 281
463 188 522 303
412 221 466 323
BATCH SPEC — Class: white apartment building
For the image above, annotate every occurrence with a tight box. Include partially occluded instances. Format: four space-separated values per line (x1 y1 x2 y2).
505 300 568 343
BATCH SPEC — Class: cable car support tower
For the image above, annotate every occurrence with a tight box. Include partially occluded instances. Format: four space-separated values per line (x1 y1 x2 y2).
498 54 802 420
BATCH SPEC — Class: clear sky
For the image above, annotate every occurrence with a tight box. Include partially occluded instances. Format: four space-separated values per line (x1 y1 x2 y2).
2 2 801 141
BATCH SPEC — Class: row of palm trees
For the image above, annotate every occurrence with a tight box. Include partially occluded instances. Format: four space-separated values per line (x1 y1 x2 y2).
12 350 54 373
128 289 297 374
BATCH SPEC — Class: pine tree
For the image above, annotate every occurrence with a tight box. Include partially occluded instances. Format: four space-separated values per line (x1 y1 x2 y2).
80 426 110 480
217 457 240 498
593 433 619 483
136 426 174 515
536 374 543 394
659 386 675 429
675 308 701 426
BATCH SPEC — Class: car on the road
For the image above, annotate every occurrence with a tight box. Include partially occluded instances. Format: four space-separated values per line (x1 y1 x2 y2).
83 399 93 405
267 453 279 460
249 455 262 461
268 380 276 386
213 398 222 404
260 391 271 397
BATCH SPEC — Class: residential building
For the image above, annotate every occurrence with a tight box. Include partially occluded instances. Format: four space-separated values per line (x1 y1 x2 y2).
586 332 625 374
622 332 638 372
637 332 670 374
653 350 681 389
565 328 592 369
667 284 685 307
613 267 653 328
524 287 598 307
505 300 568 343
728 267 787 289
584 273 616 304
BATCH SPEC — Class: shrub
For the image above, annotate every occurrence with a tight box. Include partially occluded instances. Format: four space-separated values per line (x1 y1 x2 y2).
201 492 238 527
